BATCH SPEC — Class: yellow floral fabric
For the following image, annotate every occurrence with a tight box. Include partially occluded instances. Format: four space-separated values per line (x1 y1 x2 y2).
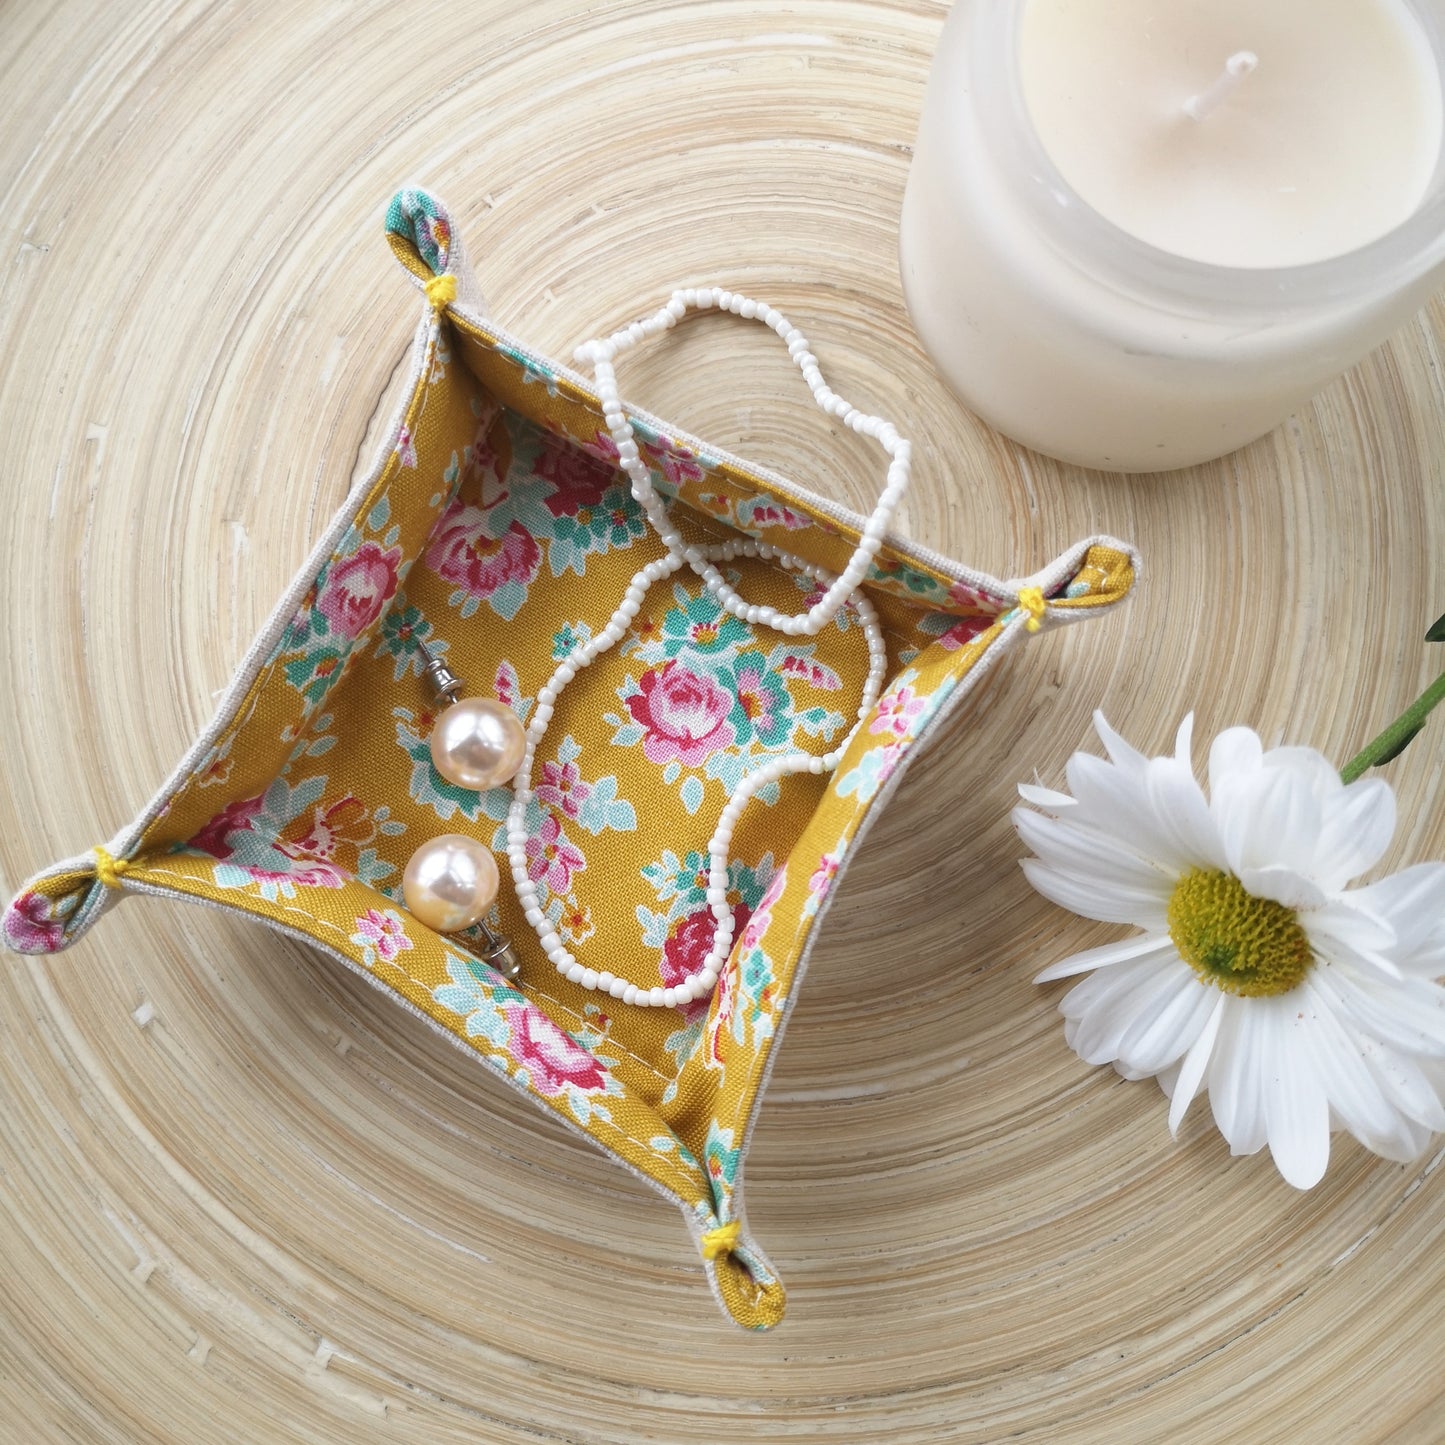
2 188 1137 1330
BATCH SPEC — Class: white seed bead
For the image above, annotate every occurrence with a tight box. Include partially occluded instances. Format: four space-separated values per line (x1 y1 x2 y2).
623 984 639 1005
649 987 667 1007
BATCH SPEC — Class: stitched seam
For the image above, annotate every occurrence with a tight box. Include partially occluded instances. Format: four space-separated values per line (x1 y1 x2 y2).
134 862 697 1194
520 984 675 1089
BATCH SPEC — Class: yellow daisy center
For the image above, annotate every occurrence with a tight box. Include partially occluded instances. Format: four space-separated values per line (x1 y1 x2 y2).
1166 868 1312 998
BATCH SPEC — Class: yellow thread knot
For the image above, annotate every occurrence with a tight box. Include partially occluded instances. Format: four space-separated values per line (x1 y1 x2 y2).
702 1220 741 1261
424 272 457 311
94 848 131 890
1017 586 1047 633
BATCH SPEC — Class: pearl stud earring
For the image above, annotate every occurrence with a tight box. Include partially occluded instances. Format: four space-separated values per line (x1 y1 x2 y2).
417 640 527 791
399 640 525 979
402 832 500 934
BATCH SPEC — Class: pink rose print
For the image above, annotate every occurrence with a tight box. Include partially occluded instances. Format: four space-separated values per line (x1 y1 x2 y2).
808 853 840 901
318 541 402 641
2 890 68 954
525 814 586 894
741 867 787 951
706 955 739 1070
646 435 705 487
577 429 620 465
425 502 542 599
869 682 926 738
352 908 413 965
626 661 736 767
534 431 617 517
243 861 348 890
747 501 810 530
662 905 752 1026
507 1005 608 1095
395 426 417 467
192 792 267 860
535 758 593 820
947 580 1001 612
937 614 993 652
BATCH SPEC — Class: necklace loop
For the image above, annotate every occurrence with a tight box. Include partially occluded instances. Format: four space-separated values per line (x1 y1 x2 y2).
505 289 909 1007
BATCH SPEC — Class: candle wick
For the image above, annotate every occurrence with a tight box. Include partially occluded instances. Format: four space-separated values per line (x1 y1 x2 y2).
1183 51 1259 123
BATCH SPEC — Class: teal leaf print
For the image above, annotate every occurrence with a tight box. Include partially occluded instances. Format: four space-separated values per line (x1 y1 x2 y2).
679 775 705 815
574 775 637 835
719 651 793 749
486 577 528 622
553 620 592 660
662 589 750 660
636 905 672 949
704 1122 742 1205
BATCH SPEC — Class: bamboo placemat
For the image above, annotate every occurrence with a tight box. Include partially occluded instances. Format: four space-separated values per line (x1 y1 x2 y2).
1 2 1441 1440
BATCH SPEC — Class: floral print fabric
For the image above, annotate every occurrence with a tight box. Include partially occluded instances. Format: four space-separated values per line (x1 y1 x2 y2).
2 189 1138 1330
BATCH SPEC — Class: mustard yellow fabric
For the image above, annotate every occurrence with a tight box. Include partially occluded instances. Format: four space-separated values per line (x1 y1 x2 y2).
2 188 1137 1330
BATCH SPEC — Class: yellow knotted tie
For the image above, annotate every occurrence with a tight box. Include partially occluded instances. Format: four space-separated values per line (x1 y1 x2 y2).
701 1220 741 1261
424 272 457 312
93 847 131 889
1017 585 1047 634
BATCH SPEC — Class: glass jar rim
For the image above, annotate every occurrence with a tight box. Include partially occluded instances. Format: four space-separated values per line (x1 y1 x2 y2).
975 0 1445 316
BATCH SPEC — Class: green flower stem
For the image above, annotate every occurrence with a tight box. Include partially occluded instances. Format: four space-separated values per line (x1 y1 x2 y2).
1340 667 1445 784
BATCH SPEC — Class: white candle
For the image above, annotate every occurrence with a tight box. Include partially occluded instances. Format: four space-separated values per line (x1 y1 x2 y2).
900 0 1445 472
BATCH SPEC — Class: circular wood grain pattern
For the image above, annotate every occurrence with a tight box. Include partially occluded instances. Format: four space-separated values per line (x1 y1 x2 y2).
2 3 1443 1440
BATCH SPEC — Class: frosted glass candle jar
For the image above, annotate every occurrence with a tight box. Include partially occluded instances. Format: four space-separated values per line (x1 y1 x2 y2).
900 0 1445 472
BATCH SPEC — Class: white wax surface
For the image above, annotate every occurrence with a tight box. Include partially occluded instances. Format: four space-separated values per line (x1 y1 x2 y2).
1021 0 1443 267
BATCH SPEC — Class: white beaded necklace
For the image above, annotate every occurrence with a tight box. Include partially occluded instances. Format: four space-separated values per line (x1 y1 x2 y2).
504 287 910 1008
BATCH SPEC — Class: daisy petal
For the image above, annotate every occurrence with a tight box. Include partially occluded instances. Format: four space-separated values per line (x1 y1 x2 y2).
1314 967 1445 1057
1116 962 1219 1076
1362 1046 1445 1133
1208 726 1263 795
1313 777 1397 890
1409 927 1445 981
1013 807 1175 893
1017 781 1077 812
1349 863 1445 958
1305 901 1399 975
1021 859 1170 929
1093 711 1151 772
1223 765 1323 881
1237 865 1328 911
1168 992 1226 1136
1064 751 1202 875
1060 958 1191 1067
1261 1002 1332 1188
1208 1001 1267 1156
1298 980 1427 1162
1034 931 1175 983
1146 756 1229 871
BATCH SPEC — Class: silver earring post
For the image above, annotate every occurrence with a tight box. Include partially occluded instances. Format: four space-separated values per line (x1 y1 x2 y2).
417 637 465 704
413 636 522 981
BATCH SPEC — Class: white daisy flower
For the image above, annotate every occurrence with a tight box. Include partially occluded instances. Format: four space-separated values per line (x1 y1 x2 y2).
1015 712 1445 1189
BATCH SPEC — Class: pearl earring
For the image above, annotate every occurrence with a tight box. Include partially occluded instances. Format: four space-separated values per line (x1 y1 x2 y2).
418 640 527 791
399 641 525 979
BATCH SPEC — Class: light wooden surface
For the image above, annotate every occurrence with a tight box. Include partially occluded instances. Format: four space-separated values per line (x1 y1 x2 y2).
2 2 1443 1440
